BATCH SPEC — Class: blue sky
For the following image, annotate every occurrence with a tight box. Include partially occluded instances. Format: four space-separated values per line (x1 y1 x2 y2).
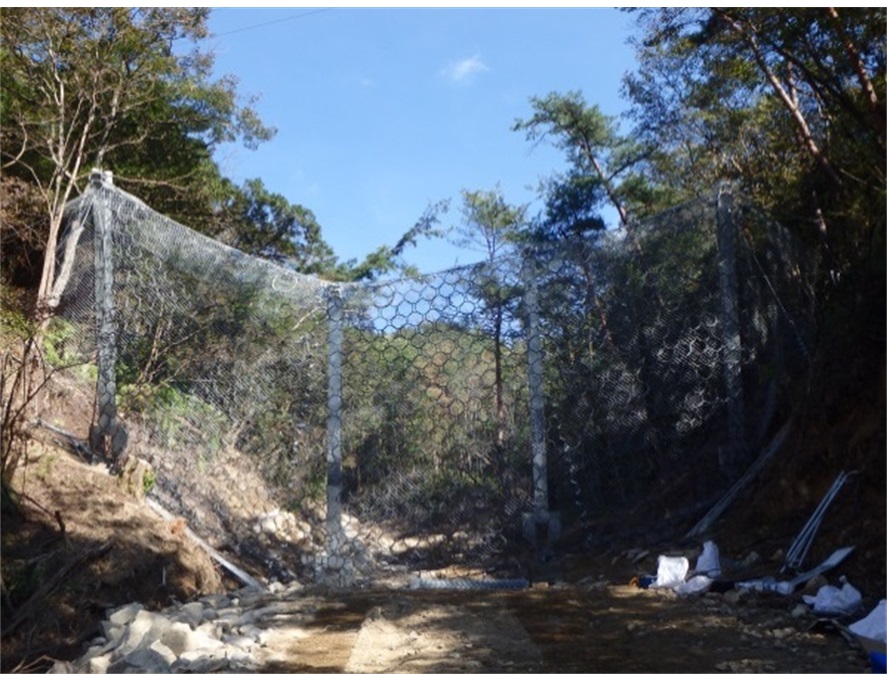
206 7 639 274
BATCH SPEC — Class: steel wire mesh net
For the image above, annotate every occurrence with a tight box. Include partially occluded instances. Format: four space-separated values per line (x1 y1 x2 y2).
336 258 533 572
53 184 333 580
48 179 816 587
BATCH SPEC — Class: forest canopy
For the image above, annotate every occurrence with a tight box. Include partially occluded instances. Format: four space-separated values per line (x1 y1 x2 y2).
1 7 884 303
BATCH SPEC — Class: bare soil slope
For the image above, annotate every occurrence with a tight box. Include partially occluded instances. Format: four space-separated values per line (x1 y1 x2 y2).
0 434 224 670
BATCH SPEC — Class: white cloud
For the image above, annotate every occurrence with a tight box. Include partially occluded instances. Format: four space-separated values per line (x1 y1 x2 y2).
440 55 489 83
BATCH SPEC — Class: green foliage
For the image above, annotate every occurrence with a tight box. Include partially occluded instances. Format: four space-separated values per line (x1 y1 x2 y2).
0 301 47 488
514 91 657 233
535 173 606 241
211 178 338 274
36 453 57 480
338 200 450 282
2 556 48 604
623 7 886 274
40 323 71 369
142 467 156 495
454 187 527 255
342 312 530 517
0 8 275 190
0 301 32 345
147 384 227 456
0 7 282 303
42 320 81 368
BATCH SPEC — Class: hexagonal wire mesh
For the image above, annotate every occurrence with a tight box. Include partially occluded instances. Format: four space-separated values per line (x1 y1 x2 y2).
48 176 815 587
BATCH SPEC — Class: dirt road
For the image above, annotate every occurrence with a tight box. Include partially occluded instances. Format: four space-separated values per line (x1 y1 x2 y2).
250 584 868 673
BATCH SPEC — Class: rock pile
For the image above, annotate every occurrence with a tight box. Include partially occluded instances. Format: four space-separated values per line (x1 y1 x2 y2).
50 581 310 673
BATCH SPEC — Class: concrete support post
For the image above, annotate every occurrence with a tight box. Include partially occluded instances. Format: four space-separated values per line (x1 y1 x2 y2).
88 169 127 466
522 255 560 552
324 285 345 563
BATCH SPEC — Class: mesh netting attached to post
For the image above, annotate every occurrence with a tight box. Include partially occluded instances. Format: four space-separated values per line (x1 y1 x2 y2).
49 181 816 586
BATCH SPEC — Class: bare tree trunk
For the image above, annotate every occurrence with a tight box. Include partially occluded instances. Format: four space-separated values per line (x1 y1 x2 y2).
715 9 843 188
824 7 885 150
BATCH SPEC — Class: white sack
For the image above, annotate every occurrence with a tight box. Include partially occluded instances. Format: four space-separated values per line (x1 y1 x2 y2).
803 579 862 615
651 555 689 589
849 599 887 643
695 540 721 578
675 575 713 595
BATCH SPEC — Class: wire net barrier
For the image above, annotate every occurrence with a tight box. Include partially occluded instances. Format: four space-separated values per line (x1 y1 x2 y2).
54 183 333 581
50 179 816 586
336 258 535 572
528 199 816 542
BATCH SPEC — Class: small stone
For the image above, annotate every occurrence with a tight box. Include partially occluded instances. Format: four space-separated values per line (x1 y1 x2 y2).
107 603 143 627
232 608 266 627
283 580 304 597
723 590 741 605
159 623 224 657
77 647 105 663
802 575 828 595
228 650 253 668
236 592 267 610
212 618 235 633
234 586 262 601
175 649 229 673
119 610 173 657
179 601 206 628
101 623 126 650
84 654 111 674
199 594 228 608
741 551 761 567
108 646 172 673
196 622 223 640
791 604 809 619
223 634 256 651
149 641 177 665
